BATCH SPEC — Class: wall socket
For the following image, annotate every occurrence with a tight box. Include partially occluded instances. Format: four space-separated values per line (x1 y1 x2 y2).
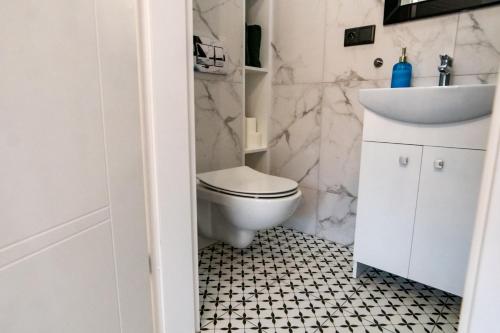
344 25 376 47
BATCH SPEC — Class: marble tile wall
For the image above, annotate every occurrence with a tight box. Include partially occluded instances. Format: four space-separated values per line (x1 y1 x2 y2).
271 0 500 245
194 80 243 172
193 0 244 173
270 85 322 188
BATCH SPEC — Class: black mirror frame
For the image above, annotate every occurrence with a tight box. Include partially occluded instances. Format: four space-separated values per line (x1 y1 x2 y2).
384 0 500 25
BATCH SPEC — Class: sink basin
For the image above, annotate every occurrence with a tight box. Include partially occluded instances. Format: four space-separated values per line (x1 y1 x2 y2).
359 84 496 124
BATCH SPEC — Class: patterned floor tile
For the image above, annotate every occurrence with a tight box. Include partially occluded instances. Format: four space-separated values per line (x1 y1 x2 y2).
198 227 462 332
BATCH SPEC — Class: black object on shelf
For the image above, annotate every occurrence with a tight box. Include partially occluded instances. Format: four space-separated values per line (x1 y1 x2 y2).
246 25 262 68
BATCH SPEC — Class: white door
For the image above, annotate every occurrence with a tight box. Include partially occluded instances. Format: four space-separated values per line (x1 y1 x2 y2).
354 142 423 277
0 1 153 332
409 147 485 295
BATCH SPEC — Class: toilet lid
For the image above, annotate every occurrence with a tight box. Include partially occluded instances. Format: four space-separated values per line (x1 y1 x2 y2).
197 166 298 196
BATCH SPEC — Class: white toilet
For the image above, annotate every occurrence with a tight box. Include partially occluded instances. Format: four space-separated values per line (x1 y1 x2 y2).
197 166 302 248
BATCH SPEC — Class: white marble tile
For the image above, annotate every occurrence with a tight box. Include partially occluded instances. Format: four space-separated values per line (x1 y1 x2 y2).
270 84 322 188
194 80 243 173
410 73 498 87
268 0 500 249
282 186 318 235
316 80 387 245
404 73 498 87
411 76 444 87
323 0 458 82
452 73 498 85
273 0 326 84
316 190 357 246
318 80 387 193
454 6 500 75
193 0 244 82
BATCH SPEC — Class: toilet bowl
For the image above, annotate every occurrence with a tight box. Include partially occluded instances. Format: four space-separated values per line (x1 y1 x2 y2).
197 166 302 248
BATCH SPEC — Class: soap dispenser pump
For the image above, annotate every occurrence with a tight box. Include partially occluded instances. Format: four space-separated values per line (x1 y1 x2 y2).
391 47 412 88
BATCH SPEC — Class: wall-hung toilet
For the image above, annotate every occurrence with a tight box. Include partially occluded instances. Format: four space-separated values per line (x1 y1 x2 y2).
197 166 302 248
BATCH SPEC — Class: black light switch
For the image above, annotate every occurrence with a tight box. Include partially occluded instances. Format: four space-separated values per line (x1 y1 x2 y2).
344 25 376 47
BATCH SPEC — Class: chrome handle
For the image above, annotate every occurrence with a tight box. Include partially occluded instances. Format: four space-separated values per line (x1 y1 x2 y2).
434 160 445 170
399 156 409 167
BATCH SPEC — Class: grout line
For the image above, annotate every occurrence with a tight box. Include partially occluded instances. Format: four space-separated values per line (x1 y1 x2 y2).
452 13 461 58
199 309 230 329
270 72 499 88
320 0 328 84
228 311 265 331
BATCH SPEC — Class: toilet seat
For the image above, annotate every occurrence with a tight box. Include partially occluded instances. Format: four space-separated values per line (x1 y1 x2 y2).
197 166 298 199
199 182 298 199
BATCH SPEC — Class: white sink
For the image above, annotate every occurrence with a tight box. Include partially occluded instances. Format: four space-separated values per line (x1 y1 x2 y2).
359 84 496 124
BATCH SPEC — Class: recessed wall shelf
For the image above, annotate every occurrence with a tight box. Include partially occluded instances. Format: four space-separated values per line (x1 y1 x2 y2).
245 66 268 74
243 0 272 173
245 146 268 154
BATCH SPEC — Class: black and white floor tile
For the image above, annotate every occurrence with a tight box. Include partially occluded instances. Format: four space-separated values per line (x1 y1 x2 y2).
198 227 461 332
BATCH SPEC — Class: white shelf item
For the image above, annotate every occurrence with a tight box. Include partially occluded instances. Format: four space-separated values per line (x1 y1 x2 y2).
247 131 262 149
246 117 257 133
245 66 268 74
245 117 263 150
245 146 268 154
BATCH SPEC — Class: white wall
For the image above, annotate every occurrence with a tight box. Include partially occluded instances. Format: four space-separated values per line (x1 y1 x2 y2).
0 1 153 332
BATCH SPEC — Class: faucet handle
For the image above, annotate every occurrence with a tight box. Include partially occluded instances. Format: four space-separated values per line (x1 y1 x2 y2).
438 54 453 86
439 54 453 67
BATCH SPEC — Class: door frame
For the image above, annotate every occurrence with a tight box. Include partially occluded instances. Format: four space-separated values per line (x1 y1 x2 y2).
459 77 500 332
138 0 199 332
138 0 500 329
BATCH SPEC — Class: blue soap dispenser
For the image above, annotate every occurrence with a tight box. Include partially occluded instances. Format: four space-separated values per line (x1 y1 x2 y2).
391 47 412 88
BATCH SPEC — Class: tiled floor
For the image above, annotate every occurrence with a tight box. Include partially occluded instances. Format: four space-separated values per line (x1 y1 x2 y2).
198 227 461 332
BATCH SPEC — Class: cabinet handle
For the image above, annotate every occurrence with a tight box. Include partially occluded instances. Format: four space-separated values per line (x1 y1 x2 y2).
434 160 445 170
399 156 409 167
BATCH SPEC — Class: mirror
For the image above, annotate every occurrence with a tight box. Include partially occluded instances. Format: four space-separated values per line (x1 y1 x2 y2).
384 0 500 25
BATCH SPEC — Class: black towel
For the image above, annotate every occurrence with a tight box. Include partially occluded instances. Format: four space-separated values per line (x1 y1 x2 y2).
246 25 262 68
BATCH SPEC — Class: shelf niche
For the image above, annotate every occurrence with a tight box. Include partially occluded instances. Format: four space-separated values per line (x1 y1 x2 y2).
243 0 272 174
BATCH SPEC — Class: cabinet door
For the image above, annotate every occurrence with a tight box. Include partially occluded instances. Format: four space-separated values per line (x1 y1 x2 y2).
409 147 485 295
354 142 423 277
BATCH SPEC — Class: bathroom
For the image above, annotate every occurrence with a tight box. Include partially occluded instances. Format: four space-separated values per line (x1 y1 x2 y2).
1 1 499 333
193 0 500 332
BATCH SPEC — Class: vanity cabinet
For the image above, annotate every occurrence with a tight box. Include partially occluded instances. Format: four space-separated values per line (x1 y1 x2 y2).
354 85 493 296
409 147 484 295
355 142 422 278
355 141 485 295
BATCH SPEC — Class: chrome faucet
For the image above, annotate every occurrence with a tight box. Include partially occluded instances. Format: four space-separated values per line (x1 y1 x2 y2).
438 54 453 86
